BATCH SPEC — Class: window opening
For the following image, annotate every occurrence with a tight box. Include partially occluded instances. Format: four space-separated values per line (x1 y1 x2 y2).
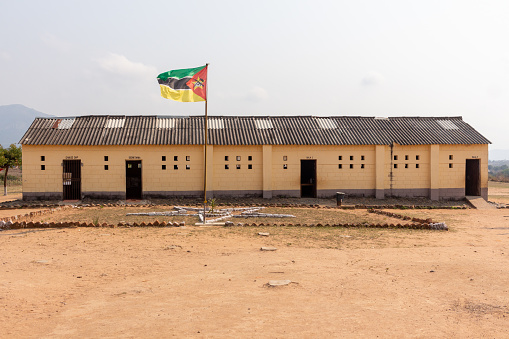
41 165 45 170
162 156 166 161
338 164 342 169
283 156 287 161
186 165 190 170
225 156 229 161
236 156 241 161
350 156 354 160
248 164 252 169
361 164 365 169
449 163 453 168
394 164 398 168
405 164 408 168
338 156 342 160
225 164 229 169
104 156 108 161
350 164 353 169
248 156 252 161
186 156 190 161
416 155 420 160
361 155 365 160
416 164 420 168
236 164 241 169
41 156 45 161
174 156 178 161
104 165 109 170
405 155 408 160
174 165 178 170
162 165 166 170
394 155 398 161
283 164 288 169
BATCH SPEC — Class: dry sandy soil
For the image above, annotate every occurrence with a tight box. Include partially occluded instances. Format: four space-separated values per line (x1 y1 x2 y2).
1 190 509 338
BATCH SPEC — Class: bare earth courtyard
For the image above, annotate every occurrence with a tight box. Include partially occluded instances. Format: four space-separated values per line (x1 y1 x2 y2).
1 185 509 338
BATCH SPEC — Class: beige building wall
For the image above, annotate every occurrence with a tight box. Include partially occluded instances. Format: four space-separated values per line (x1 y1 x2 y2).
22 143 489 201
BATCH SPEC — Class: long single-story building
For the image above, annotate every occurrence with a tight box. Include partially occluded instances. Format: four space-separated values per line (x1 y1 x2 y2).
20 115 490 201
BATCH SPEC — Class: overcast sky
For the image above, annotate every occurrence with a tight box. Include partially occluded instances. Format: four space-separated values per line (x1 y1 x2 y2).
1 0 508 151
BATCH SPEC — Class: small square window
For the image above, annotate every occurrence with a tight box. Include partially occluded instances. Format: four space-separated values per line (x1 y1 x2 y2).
416 164 420 168
236 156 241 161
186 156 190 161
41 156 45 161
162 165 166 170
405 164 408 168
449 155 453 160
162 156 166 161
416 155 420 160
394 164 398 169
104 156 109 162
186 165 190 170
350 164 353 169
361 155 365 161
225 156 229 161
174 165 178 170
248 164 252 169
449 163 453 168
394 155 398 161
283 164 288 169
338 156 342 161
283 156 288 161
248 156 252 161
338 164 342 169
174 156 178 161
405 155 408 161
225 164 229 169
236 164 241 169
361 164 365 169
41 165 45 170
104 165 109 170
350 156 354 160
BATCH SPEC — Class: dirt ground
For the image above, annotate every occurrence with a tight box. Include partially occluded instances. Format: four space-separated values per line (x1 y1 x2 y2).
1 188 509 338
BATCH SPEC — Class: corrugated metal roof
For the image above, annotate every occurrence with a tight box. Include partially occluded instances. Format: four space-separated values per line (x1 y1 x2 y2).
19 115 491 146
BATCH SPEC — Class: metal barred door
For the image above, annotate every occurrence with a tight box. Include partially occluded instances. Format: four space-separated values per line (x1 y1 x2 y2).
63 160 81 200
126 161 142 199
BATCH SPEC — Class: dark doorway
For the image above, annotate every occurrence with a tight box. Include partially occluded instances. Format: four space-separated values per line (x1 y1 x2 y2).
465 159 480 196
301 160 317 198
126 160 142 199
63 160 81 200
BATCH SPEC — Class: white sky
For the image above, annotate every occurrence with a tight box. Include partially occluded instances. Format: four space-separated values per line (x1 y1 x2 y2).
1 0 508 150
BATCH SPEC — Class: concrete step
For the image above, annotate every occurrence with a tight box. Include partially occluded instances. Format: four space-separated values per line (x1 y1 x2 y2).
465 196 496 209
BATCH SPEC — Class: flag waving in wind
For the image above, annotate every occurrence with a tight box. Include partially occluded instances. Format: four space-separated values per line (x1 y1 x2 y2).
157 65 207 102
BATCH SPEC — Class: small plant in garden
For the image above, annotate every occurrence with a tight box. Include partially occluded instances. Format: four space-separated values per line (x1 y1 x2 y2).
93 217 99 226
209 198 217 214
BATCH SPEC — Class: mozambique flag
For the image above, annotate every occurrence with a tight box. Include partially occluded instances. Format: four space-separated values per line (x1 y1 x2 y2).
157 65 207 102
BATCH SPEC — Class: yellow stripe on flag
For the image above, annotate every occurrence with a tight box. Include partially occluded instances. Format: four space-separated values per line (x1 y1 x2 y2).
159 85 205 102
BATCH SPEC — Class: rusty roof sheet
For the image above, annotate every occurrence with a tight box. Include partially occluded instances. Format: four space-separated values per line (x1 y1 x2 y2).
20 115 491 146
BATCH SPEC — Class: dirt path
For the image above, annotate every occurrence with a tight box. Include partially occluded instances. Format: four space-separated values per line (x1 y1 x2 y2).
1 208 508 338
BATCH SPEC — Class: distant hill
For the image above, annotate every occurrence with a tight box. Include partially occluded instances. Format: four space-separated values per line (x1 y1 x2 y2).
490 149 509 161
0 104 52 147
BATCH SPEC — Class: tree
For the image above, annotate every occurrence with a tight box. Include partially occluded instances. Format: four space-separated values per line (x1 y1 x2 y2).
0 144 22 195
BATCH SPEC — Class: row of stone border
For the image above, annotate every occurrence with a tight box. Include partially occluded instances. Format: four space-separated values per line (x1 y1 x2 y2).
1 220 447 231
0 205 73 223
0 202 470 210
368 208 433 224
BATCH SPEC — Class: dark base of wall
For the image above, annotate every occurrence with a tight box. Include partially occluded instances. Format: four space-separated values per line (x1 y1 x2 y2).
144 191 202 199
23 192 62 201
22 187 485 201
83 191 125 200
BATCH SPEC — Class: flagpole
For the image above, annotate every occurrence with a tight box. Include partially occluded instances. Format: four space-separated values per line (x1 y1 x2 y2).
203 63 209 224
